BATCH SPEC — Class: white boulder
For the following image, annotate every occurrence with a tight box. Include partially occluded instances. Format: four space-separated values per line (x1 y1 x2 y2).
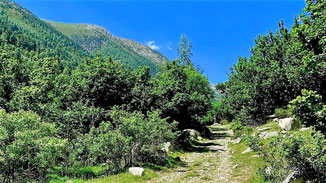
129 167 144 176
279 117 294 131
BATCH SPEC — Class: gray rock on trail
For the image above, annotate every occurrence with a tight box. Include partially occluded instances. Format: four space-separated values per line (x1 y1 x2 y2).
231 137 242 144
257 127 271 132
129 167 144 176
259 131 279 139
241 147 252 154
279 117 294 131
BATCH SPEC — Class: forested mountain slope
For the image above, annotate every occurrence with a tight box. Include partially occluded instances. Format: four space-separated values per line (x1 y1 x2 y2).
46 20 169 75
0 0 89 67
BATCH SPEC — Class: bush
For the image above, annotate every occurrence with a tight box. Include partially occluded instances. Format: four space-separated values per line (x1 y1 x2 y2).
0 109 67 182
274 108 291 119
247 128 326 182
74 109 176 171
289 90 326 133
231 120 253 138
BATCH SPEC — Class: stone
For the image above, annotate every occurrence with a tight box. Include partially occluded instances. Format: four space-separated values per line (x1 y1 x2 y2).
257 127 271 132
279 117 294 131
263 131 278 139
231 137 242 144
161 142 173 153
300 127 309 131
232 164 239 169
267 114 276 118
282 170 298 183
273 118 279 122
281 131 288 134
259 131 278 139
241 147 252 154
264 167 272 177
182 129 201 139
252 155 260 158
129 167 144 176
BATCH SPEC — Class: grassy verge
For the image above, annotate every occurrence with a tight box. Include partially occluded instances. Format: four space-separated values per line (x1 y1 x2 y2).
228 141 267 183
69 168 158 183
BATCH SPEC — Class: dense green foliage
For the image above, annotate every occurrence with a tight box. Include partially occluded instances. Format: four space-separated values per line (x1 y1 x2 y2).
0 110 67 182
289 89 326 133
0 1 214 181
223 0 326 124
248 128 326 182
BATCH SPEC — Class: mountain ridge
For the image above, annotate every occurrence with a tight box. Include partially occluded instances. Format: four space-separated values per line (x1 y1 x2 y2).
45 20 169 74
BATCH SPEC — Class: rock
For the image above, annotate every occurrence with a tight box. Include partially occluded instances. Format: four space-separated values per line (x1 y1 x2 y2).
300 127 309 131
231 137 242 144
129 167 144 176
264 167 272 177
273 118 279 122
257 127 271 132
279 117 294 131
182 129 201 139
252 155 260 158
161 142 172 153
232 164 239 169
264 131 278 139
282 170 299 183
242 147 252 154
259 131 278 139
281 131 288 134
267 114 276 118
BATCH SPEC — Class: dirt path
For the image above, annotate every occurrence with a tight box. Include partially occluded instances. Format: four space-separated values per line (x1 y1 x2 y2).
149 124 237 183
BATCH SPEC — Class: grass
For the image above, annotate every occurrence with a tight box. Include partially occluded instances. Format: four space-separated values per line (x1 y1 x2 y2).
67 168 158 183
228 141 268 183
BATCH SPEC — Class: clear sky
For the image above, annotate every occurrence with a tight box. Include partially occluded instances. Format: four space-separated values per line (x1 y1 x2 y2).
15 0 306 84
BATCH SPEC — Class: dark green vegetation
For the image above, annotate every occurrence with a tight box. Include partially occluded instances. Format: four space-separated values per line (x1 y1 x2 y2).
0 1 214 182
46 20 168 75
219 0 326 125
220 1 326 182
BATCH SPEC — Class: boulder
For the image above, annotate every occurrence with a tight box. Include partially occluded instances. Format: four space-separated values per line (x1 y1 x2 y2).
129 167 144 176
241 147 252 154
279 117 294 131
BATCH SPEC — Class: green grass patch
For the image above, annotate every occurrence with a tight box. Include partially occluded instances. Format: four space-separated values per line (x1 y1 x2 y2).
184 171 199 178
68 168 158 183
228 141 267 183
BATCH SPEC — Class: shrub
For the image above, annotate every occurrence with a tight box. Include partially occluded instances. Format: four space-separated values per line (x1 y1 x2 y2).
75 109 176 171
274 108 291 119
289 90 326 133
247 128 326 182
231 120 253 138
0 109 67 182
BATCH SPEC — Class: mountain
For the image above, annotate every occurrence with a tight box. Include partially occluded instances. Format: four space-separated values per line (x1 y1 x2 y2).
0 0 89 67
45 21 169 75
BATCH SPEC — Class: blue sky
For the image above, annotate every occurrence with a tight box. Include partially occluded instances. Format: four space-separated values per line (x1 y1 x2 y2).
16 0 306 83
